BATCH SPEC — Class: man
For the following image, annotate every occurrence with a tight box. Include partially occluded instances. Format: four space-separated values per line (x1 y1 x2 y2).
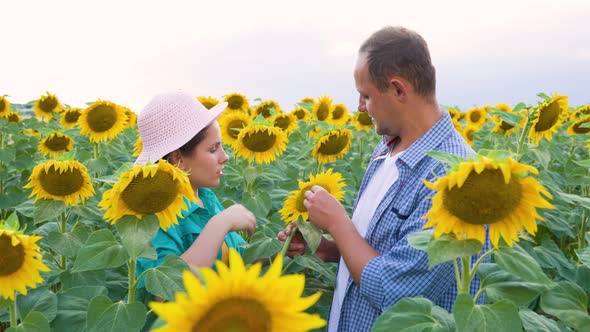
279 26 483 331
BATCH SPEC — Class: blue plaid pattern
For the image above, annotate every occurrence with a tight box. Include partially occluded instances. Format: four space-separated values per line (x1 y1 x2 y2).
332 113 491 331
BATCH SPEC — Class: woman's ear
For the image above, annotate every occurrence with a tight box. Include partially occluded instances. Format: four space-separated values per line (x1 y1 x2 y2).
166 150 183 168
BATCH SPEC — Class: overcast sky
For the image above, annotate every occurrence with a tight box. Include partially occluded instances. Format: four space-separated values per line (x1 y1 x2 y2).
2 0 589 114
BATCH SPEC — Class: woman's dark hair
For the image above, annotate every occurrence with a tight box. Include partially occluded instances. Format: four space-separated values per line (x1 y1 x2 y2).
162 124 210 161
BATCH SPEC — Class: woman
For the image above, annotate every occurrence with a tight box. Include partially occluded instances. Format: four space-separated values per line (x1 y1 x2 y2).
135 91 256 284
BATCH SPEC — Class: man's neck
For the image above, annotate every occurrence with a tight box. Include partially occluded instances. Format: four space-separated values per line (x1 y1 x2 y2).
393 99 443 153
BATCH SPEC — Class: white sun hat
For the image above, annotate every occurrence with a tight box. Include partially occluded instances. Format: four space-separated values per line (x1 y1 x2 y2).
135 91 227 165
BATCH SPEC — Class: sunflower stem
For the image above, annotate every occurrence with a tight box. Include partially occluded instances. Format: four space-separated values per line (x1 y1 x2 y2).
516 109 533 159
93 143 98 159
127 259 136 303
473 287 486 303
9 297 17 327
460 256 471 294
579 210 588 252
469 249 495 279
279 225 297 259
59 212 67 270
452 259 462 293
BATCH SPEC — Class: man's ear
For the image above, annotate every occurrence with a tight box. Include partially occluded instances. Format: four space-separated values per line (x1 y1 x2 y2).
389 78 407 98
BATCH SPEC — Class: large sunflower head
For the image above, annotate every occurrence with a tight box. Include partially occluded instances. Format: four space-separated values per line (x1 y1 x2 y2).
197 96 220 110
38 133 74 158
23 160 95 206
0 96 10 117
223 93 250 113
79 100 128 143
150 250 325 332
98 161 196 231
254 100 282 119
280 169 346 224
33 92 63 120
132 136 142 157
312 95 333 122
329 103 350 126
272 112 298 136
352 111 374 132
0 229 50 300
567 114 590 135
60 108 83 128
231 124 288 164
529 93 569 144
291 106 311 122
465 106 488 128
492 103 522 134
217 111 252 145
423 156 554 248
311 128 353 164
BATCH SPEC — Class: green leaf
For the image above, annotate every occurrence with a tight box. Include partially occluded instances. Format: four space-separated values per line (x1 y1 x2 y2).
511 102 527 114
115 215 159 260
293 254 336 284
60 270 107 289
48 231 84 258
408 229 434 252
425 151 464 167
4 212 20 229
489 109 523 127
540 281 590 331
72 229 129 272
6 311 50 332
33 199 67 224
573 159 590 168
144 255 189 302
453 293 522 332
427 234 483 268
16 287 57 322
86 296 147 332
242 232 282 264
51 286 108 332
0 145 16 163
557 192 590 210
372 297 454 332
537 92 551 101
477 263 547 306
242 191 272 218
519 309 566 332
297 221 323 254
493 243 552 285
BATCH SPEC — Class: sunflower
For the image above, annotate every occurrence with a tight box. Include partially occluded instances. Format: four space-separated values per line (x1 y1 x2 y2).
452 118 463 132
352 111 374 132
492 103 521 134
132 136 142 157
6 111 22 123
279 169 346 224
38 133 74 158
529 93 569 144
79 100 127 143
223 93 250 114
23 160 95 206
291 106 311 122
217 111 251 145
446 106 461 120
33 92 63 120
232 124 288 164
22 128 41 137
254 100 282 119
0 229 50 300
311 129 353 164
0 96 10 117
299 97 316 110
465 106 487 128
423 156 553 248
98 161 196 231
198 96 220 110
312 95 333 122
329 103 350 126
122 106 137 128
59 108 82 128
150 250 325 332
272 113 298 136
461 125 478 146
567 114 590 135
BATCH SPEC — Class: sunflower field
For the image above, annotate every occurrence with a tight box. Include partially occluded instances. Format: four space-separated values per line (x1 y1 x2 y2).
0 91 589 332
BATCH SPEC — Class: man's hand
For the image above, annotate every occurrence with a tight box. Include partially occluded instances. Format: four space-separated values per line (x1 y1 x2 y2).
303 185 349 234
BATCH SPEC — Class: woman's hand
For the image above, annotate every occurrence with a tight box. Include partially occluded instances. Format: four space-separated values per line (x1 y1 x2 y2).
214 204 256 236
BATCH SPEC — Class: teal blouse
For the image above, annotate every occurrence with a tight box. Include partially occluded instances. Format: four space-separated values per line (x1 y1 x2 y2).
136 188 246 287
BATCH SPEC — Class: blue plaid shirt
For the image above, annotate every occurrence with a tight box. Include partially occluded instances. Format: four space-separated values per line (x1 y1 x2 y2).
332 113 490 331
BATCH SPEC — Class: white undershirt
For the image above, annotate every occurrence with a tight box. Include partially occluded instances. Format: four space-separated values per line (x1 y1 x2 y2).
328 151 403 331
